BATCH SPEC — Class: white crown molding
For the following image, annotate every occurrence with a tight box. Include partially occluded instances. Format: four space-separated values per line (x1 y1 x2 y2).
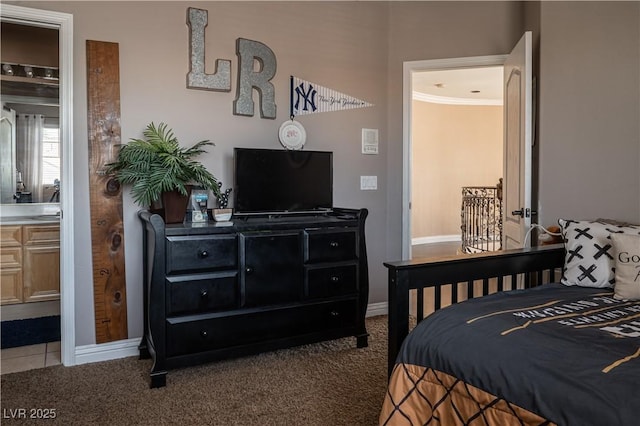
413 91 503 106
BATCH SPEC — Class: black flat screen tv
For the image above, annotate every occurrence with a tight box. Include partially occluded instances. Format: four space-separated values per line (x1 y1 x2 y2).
233 148 333 215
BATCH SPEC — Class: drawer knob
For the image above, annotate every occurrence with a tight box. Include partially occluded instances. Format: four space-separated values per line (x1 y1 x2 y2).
199 250 209 258
200 330 208 338
245 266 254 274
329 241 339 248
330 276 340 283
200 290 208 298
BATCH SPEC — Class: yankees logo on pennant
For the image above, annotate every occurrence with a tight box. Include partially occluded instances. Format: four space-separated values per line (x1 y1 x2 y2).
290 76 373 117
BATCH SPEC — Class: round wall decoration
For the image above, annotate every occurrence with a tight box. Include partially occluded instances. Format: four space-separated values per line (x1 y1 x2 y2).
278 119 306 150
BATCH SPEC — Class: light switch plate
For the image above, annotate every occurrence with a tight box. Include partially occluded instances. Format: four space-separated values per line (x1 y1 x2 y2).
362 128 379 154
360 175 377 190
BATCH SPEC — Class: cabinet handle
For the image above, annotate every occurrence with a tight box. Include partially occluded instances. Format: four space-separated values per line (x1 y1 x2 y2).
329 241 339 248
199 250 209 258
200 330 208 338
330 276 340 283
200 290 208 298
245 266 254 274
330 311 340 317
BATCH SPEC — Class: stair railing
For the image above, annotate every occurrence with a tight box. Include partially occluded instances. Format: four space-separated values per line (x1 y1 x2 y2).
460 179 503 253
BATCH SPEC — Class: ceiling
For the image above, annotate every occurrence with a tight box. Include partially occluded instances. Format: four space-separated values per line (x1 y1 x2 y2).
412 66 503 105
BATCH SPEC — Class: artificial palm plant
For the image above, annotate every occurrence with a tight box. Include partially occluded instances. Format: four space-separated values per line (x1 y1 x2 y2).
106 122 221 214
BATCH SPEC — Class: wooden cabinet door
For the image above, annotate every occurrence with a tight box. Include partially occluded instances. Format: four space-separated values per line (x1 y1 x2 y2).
1 227 22 305
23 245 60 302
241 231 303 307
22 224 60 303
1 266 23 305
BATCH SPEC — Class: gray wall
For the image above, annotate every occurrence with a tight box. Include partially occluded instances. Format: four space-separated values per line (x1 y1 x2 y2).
15 1 640 347
537 1 640 225
21 1 392 346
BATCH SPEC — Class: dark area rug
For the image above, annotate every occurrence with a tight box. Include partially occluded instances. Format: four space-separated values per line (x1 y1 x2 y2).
0 316 388 425
1 316 61 349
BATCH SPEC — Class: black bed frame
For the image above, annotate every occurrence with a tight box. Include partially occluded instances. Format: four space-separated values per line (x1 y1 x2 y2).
384 243 566 376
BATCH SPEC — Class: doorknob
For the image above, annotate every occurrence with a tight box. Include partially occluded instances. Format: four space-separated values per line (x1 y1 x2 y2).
511 209 524 216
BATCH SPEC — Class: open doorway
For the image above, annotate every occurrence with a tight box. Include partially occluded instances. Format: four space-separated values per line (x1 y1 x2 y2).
0 19 62 373
0 4 75 371
402 56 507 260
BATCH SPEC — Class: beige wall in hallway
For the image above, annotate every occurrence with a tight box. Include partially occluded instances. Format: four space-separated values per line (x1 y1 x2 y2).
411 101 503 239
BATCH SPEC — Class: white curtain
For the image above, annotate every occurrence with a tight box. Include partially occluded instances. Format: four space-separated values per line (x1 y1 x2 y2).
16 114 45 202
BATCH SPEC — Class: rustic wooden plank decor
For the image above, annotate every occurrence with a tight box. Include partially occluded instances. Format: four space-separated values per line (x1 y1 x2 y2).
86 40 128 343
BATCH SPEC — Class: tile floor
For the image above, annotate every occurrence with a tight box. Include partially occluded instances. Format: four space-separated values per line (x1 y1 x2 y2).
0 341 61 375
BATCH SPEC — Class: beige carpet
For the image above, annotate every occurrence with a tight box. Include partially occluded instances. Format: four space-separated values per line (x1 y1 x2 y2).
1 316 388 425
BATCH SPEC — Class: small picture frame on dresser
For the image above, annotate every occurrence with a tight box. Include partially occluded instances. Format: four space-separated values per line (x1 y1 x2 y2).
188 189 209 223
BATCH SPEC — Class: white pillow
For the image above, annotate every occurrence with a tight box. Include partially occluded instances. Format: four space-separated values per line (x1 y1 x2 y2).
612 233 640 300
558 219 640 288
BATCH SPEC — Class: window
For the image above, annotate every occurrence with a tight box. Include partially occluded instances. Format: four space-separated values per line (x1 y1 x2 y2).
42 125 60 186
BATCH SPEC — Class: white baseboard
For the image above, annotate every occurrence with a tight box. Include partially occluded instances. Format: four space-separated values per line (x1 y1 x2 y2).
412 234 461 245
366 301 388 317
74 337 140 365
72 301 388 366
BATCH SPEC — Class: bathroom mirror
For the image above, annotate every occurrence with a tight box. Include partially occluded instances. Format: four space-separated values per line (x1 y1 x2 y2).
1 22 60 205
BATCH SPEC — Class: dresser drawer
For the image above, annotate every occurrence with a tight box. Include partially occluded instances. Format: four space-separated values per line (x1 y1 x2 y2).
166 272 238 316
166 234 237 274
23 225 60 245
0 226 22 246
305 230 357 263
0 247 22 269
305 264 357 299
166 300 358 357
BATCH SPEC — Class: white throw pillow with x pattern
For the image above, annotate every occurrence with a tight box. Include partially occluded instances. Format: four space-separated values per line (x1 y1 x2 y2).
559 219 640 288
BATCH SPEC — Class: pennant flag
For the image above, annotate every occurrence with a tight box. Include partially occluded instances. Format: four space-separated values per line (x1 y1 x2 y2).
290 76 374 117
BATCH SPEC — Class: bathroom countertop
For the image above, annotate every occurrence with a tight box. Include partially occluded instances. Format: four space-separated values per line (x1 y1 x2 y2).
0 215 61 225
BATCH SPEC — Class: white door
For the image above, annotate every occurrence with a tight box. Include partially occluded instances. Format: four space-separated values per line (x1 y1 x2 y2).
503 32 533 249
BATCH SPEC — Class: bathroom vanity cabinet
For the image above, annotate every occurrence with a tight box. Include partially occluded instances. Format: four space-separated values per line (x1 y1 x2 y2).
0 223 60 305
